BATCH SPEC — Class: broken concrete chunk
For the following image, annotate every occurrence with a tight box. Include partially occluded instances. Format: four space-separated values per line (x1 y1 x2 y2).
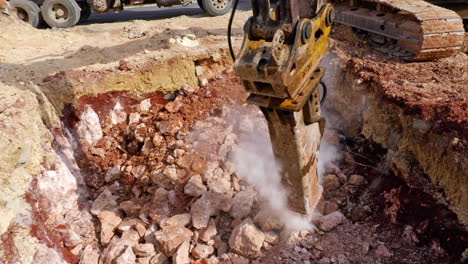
315 211 346 232
229 188 255 219
184 174 207 197
228 218 265 257
155 226 192 256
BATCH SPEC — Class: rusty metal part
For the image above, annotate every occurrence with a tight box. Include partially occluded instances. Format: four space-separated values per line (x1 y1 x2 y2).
333 0 466 61
235 3 334 214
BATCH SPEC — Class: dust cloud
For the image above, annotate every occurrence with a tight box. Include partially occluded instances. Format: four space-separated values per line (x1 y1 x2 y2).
230 112 315 232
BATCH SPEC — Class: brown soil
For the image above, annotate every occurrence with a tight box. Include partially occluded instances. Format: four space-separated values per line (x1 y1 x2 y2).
330 25 468 140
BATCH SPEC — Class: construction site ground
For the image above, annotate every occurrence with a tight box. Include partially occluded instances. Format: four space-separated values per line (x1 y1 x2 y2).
0 3 467 264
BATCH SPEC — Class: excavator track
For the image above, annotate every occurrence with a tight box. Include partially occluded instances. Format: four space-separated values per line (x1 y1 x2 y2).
333 0 466 61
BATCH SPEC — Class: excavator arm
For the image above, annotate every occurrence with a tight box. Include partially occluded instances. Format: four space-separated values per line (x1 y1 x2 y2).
233 0 335 214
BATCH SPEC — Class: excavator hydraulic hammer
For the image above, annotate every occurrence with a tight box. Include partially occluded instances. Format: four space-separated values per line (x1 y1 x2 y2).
234 0 334 214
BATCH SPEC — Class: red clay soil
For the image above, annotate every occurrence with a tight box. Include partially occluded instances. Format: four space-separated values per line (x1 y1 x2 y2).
331 25 468 140
70 66 247 194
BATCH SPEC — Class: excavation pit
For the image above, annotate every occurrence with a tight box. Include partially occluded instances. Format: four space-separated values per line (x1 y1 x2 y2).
2 41 467 264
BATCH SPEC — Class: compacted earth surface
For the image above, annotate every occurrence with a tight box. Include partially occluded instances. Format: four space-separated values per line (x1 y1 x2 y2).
0 4 467 264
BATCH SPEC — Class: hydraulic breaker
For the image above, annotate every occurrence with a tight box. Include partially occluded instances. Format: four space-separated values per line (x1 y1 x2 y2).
234 0 334 214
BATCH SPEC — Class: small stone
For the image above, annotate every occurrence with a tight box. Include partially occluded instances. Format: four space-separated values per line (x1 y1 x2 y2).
105 166 121 183
254 208 284 232
195 65 204 76
120 200 141 216
324 201 339 215
115 245 136 264
323 129 340 145
150 253 168 264
362 242 370 255
152 133 164 147
117 218 146 237
129 112 141 126
337 254 349 264
323 174 340 191
163 165 178 181
191 192 232 229
200 218 217 242
122 229 141 244
139 99 151 112
173 240 190 264
134 123 147 142
199 78 208 87
98 211 122 245
181 84 197 95
228 218 265 257
155 226 193 256
141 138 154 155
91 188 118 216
173 148 185 158
375 244 392 258
191 244 214 259
229 188 255 219
109 102 127 125
133 243 155 257
164 97 183 113
160 213 191 228
264 231 279 245
77 106 103 145
79 244 100 264
315 211 346 232
318 257 331 264
149 188 170 224
348 175 365 186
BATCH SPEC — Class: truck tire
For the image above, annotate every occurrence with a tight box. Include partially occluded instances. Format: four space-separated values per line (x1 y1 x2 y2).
201 0 232 16
10 0 42 28
197 0 205 12
41 0 81 28
78 1 91 22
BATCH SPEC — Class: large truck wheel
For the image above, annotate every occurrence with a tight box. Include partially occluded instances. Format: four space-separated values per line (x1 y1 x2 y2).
201 0 232 16
78 1 91 22
10 0 42 28
197 0 205 12
41 0 81 28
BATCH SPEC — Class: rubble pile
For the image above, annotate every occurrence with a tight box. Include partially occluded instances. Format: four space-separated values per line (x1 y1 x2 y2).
72 71 285 264
67 68 465 264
